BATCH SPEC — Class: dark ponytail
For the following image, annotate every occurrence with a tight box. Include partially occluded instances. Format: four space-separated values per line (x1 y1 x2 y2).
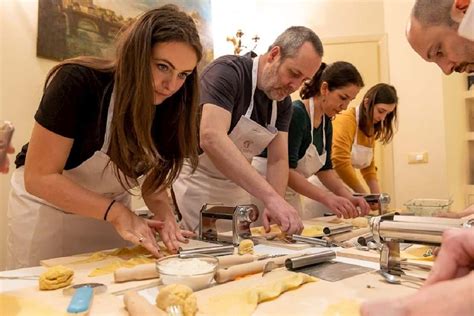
300 61 364 100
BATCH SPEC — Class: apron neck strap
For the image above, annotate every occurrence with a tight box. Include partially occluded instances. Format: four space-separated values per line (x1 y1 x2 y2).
309 98 325 149
246 56 277 129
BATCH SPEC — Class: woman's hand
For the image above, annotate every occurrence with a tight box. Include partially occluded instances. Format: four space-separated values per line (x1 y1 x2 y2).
107 202 164 257
152 212 195 253
322 194 359 218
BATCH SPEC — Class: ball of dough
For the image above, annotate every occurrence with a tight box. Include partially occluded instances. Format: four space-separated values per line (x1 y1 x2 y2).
238 239 254 255
39 265 74 290
156 284 197 316
301 225 324 237
351 217 369 228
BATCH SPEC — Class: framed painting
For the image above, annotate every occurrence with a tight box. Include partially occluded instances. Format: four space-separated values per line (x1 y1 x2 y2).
37 0 213 71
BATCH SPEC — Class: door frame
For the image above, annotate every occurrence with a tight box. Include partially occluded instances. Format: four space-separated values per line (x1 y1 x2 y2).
322 34 395 202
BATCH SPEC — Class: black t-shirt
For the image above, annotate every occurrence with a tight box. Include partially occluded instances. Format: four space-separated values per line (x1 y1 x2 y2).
200 53 293 133
15 65 114 169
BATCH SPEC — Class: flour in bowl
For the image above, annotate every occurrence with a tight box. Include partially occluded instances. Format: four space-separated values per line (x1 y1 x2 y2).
159 258 215 275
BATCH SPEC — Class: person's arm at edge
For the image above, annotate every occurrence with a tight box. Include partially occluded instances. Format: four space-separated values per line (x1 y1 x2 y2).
360 271 474 316
0 145 15 173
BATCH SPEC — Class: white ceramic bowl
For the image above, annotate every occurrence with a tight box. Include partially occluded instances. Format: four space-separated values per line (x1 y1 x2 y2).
156 254 218 291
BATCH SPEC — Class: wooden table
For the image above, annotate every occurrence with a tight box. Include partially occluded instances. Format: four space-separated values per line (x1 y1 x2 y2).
0 242 429 315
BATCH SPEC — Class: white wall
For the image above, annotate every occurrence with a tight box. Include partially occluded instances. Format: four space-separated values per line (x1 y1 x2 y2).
0 0 57 270
383 0 456 208
213 0 384 57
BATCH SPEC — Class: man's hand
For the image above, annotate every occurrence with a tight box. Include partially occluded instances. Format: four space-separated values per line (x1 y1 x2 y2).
424 228 474 286
0 145 14 173
261 195 303 235
361 271 474 316
436 204 474 219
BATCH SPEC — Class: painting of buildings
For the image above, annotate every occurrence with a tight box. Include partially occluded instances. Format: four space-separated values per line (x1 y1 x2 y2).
37 0 213 70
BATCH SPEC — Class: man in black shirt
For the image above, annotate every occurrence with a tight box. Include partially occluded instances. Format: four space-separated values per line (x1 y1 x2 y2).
173 26 323 234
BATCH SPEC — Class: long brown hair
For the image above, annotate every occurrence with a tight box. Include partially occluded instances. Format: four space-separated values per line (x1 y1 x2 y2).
44 5 203 196
358 83 398 144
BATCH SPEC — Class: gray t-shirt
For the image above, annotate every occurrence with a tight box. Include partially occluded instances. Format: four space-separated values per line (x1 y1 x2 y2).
200 53 293 133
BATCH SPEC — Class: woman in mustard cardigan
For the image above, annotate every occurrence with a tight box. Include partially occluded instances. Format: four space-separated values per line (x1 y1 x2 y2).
331 83 398 194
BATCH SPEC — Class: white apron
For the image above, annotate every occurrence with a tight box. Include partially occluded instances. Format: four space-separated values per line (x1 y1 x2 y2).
253 98 327 219
6 91 132 269
173 56 278 232
351 105 373 169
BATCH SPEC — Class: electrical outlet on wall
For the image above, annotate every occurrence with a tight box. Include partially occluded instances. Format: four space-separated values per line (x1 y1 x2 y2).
408 152 429 164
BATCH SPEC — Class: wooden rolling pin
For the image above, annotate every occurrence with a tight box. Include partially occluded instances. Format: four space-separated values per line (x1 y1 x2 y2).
217 254 256 269
215 254 300 283
123 291 166 316
114 263 159 283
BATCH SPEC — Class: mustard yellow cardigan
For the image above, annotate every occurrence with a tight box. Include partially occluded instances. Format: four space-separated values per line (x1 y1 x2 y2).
331 107 377 191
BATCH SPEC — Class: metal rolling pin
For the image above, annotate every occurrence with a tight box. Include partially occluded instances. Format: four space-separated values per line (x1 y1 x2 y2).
357 233 374 246
291 235 331 247
285 250 336 270
178 245 234 257
323 223 353 235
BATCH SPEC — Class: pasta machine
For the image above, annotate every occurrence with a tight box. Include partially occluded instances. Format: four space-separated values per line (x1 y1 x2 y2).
370 212 472 275
199 203 259 245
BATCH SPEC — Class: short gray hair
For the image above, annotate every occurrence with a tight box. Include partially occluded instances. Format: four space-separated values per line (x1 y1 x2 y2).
268 26 324 60
412 0 457 27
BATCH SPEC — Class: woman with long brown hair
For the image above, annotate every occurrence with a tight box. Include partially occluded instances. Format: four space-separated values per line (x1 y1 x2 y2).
6 5 202 268
332 83 398 194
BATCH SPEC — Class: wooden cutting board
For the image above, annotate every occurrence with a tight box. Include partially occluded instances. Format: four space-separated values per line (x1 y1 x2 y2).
194 268 420 316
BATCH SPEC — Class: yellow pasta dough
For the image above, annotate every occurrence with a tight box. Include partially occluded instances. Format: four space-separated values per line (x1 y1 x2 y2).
39 265 74 290
88 256 154 277
351 217 369 228
156 284 197 316
402 246 435 261
203 272 317 316
238 239 254 255
301 225 324 237
250 224 282 236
